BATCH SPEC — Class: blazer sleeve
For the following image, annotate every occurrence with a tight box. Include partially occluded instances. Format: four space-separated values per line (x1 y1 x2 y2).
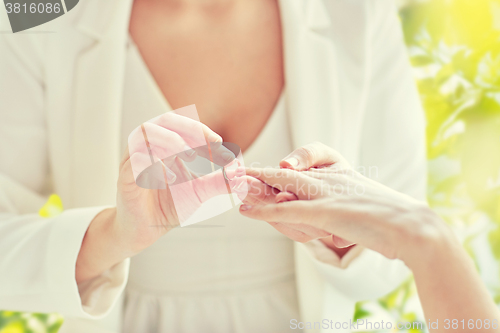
302 0 427 302
0 33 129 318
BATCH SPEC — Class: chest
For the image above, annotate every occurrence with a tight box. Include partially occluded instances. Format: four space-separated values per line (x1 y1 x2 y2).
129 0 285 151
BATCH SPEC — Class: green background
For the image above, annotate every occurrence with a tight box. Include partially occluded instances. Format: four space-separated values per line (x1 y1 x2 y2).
1 0 500 331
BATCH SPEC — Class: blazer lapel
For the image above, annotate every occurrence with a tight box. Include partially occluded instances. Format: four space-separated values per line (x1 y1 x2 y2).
279 0 341 150
71 0 133 207
279 0 352 329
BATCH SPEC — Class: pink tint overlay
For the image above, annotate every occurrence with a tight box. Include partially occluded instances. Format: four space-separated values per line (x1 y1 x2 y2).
128 105 248 227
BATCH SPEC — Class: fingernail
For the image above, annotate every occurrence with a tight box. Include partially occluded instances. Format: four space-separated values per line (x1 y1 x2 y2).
283 157 299 167
211 135 223 143
222 151 235 162
184 145 196 157
240 205 252 211
161 162 177 184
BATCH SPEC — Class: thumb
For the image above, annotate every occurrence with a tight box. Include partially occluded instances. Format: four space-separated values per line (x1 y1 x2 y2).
280 142 350 171
191 170 247 204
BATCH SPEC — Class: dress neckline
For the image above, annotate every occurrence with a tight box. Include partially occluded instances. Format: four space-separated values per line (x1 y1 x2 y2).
127 36 287 156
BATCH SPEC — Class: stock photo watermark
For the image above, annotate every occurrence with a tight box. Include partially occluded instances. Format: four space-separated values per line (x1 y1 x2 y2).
246 161 380 201
290 318 424 331
290 318 499 331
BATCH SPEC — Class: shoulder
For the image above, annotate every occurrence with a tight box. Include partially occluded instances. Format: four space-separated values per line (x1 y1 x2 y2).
323 0 399 27
320 0 399 45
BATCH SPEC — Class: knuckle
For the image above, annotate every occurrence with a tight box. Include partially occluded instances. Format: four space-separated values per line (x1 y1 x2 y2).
297 146 315 164
273 203 285 215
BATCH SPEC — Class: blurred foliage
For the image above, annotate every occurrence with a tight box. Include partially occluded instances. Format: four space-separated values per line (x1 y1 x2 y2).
0 196 64 333
354 0 500 331
0 313 62 333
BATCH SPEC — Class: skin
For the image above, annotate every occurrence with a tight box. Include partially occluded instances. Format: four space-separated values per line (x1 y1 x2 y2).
76 0 283 282
76 114 246 282
242 143 358 251
240 142 500 332
129 0 284 151
76 0 347 282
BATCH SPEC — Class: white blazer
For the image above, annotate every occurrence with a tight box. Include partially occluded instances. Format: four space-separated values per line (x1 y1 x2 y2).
0 0 426 332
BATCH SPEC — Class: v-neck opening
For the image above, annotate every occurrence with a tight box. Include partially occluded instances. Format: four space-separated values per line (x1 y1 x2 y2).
127 35 287 155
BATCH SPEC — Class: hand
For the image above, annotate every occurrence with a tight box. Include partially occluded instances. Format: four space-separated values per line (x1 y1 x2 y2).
76 112 245 282
242 146 500 330
238 174 330 243
120 111 246 249
241 144 448 266
243 142 354 248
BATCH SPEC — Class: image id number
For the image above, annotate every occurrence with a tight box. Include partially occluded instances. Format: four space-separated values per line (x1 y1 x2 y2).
444 319 498 330
5 2 62 14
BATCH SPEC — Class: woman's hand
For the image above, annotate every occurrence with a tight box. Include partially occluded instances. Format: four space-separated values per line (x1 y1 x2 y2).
240 174 332 243
241 142 357 250
240 143 448 266
241 144 500 331
77 112 244 282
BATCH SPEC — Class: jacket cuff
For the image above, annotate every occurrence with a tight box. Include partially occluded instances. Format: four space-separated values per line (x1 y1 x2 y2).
300 242 411 301
302 239 364 268
47 207 129 318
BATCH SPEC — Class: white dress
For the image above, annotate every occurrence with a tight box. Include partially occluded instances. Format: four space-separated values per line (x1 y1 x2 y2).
120 38 300 333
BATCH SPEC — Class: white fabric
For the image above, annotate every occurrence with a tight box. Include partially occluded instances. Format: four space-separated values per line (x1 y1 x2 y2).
0 0 427 332
121 38 299 333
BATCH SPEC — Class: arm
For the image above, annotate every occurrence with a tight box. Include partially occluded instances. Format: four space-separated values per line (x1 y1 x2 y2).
0 31 241 313
0 33 128 317
242 197 500 331
412 231 500 331
277 0 426 258
242 153 500 332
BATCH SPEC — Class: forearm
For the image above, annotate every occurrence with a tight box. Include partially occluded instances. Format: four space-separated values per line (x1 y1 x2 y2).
75 208 131 283
408 231 500 332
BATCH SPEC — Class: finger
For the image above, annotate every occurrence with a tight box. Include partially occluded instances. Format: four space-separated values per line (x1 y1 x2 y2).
185 144 237 170
152 111 222 148
275 191 298 203
230 176 250 202
279 222 331 239
242 197 400 258
239 200 319 223
207 144 237 167
242 176 280 205
280 142 351 171
129 122 197 162
129 152 177 187
267 222 316 243
224 165 246 181
190 168 241 203
244 168 323 200
129 151 156 181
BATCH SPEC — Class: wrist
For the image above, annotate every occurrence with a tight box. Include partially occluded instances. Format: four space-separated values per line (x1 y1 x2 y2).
400 204 457 270
76 207 129 283
319 236 354 259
